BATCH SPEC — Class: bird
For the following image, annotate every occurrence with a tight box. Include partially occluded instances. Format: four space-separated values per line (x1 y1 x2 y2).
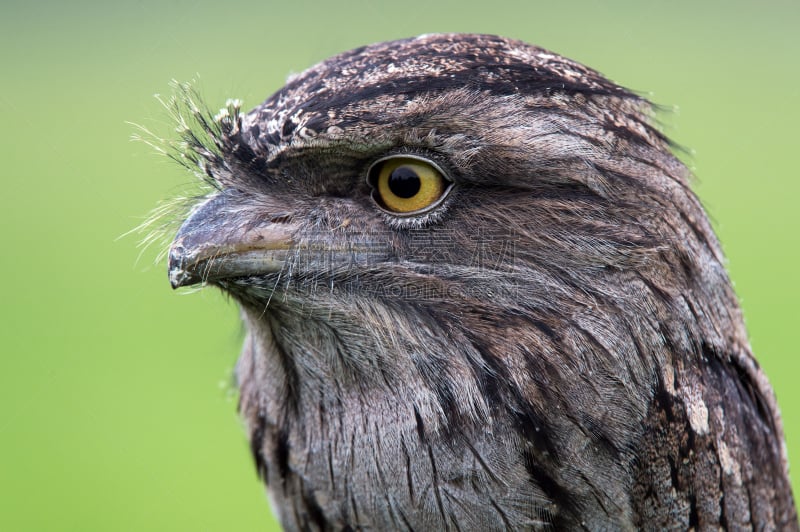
164 33 797 530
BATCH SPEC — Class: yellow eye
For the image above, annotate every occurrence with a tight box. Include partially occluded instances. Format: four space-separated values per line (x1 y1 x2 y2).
370 156 451 214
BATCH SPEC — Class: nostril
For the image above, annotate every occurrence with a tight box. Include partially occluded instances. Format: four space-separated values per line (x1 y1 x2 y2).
270 214 293 224
169 244 184 258
168 243 186 268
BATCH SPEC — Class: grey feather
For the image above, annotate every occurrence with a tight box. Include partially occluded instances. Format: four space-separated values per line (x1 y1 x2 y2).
163 34 797 530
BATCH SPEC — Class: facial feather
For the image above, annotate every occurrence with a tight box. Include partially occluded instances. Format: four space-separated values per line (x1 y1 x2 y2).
162 33 797 529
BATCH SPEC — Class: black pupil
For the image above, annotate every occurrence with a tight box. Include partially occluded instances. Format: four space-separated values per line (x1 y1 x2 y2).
388 166 422 198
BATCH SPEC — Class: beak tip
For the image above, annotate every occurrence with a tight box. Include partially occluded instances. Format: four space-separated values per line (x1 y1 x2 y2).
169 268 189 289
167 242 191 289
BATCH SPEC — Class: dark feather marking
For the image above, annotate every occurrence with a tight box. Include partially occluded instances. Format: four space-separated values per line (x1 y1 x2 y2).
688 492 700 529
301 485 329 530
397 509 415 532
327 445 336 492
534 107 666 149
604 120 668 148
410 352 462 436
457 336 502 410
461 436 502 484
745 481 756 528
727 352 774 435
274 428 291 483
440 488 467 532
676 208 715 254
719 494 729 530
250 413 268 480
302 72 631 122
290 498 305 531
425 441 450 531
489 498 515 531
349 492 362 529
635 270 674 304
464 326 563 462
581 416 625 460
508 392 561 464
400 435 415 504
413 406 427 444
270 317 301 412
371 421 401 529
523 450 578 529
560 319 633 459
577 469 623 518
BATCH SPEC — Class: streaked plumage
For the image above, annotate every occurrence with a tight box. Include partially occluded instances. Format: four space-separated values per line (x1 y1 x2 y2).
164 34 797 529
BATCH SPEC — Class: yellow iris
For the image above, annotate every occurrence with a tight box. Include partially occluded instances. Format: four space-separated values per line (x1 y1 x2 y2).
375 157 448 213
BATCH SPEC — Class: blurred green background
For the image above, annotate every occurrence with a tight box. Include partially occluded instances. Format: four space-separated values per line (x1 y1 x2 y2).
1 0 798 529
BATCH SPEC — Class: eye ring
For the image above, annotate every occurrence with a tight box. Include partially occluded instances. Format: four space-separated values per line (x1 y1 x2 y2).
366 154 454 216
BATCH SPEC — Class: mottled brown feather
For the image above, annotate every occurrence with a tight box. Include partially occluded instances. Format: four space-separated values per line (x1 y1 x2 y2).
165 34 797 530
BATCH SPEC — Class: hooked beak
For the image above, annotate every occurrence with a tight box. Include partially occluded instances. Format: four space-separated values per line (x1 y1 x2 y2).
168 189 296 289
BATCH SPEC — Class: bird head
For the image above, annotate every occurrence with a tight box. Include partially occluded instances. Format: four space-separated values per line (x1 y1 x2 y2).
159 34 798 529
169 31 746 466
